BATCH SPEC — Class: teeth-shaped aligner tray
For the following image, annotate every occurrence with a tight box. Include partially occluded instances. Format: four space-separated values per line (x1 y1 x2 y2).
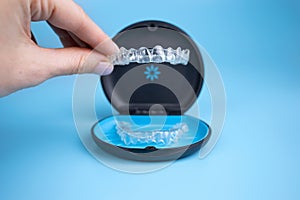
110 46 190 65
116 122 189 145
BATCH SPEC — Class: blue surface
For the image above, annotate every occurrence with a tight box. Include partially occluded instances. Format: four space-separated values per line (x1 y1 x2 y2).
0 0 300 199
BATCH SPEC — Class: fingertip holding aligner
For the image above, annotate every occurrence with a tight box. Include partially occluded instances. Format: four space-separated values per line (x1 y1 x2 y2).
110 46 190 66
115 122 189 145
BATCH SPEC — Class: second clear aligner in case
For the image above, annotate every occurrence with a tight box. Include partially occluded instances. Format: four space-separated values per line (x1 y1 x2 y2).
116 122 189 145
110 45 190 66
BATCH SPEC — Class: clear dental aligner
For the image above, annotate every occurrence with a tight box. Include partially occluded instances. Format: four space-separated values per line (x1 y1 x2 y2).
110 45 190 66
116 122 189 145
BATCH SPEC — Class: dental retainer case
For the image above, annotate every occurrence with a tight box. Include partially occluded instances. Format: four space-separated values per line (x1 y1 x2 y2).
92 20 211 161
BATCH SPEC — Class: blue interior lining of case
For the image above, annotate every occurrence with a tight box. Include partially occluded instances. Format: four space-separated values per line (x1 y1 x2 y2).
93 115 209 149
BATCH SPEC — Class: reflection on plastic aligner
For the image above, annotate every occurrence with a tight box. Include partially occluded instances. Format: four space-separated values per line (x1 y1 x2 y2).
110 45 190 66
116 122 189 145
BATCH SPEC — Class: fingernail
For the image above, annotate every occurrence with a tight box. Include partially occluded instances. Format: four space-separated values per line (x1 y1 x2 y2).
111 42 120 54
95 39 120 56
94 62 114 75
104 39 120 55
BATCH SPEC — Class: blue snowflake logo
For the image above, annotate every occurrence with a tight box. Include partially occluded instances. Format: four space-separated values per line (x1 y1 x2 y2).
144 65 160 81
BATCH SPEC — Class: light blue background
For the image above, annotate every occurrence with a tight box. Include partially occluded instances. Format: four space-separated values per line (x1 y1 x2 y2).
0 0 299 199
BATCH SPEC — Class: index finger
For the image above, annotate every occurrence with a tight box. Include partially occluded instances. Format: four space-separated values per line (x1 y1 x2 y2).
44 0 119 56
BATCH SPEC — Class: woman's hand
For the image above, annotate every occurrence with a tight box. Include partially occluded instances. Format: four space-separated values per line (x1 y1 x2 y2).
0 0 119 97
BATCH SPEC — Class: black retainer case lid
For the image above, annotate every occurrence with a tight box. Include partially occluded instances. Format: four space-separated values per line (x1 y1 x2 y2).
101 20 204 115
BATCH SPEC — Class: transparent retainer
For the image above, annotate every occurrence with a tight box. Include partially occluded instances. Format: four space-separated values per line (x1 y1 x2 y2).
116 122 189 145
110 45 190 66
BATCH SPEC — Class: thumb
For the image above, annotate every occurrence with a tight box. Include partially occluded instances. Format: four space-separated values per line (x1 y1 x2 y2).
36 47 114 77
